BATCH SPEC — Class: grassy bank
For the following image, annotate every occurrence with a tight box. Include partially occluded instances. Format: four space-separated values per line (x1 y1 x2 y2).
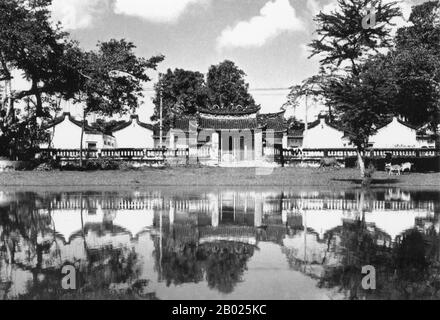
0 167 439 189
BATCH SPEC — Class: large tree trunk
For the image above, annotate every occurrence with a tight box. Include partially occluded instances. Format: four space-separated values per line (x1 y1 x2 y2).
31 80 44 118
357 149 366 179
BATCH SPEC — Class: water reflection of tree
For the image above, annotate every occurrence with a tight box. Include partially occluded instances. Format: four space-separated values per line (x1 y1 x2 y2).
153 235 255 294
201 242 254 294
0 193 155 300
319 190 440 300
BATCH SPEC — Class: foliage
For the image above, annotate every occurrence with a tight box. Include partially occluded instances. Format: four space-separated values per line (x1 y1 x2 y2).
308 0 401 177
320 223 440 300
77 39 164 118
0 0 77 117
310 0 401 74
151 61 256 125
0 116 49 160
326 55 397 150
390 0 440 134
284 69 334 120
152 68 208 127
90 119 127 135
154 236 255 294
206 60 256 108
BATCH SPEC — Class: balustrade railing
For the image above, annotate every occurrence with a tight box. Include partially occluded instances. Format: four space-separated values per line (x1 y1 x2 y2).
39 147 438 164
40 148 189 161
282 148 439 160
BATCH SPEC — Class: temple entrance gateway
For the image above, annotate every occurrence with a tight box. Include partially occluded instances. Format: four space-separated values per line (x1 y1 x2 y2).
167 105 287 166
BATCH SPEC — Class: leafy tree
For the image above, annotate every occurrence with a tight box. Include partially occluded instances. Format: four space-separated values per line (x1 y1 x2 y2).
310 0 401 75
0 116 49 161
206 60 255 108
152 68 208 127
309 0 401 178
0 0 77 119
395 0 440 51
326 55 397 146
391 0 440 145
0 0 83 159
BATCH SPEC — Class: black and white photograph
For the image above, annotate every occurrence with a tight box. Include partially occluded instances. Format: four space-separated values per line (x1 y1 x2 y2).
0 0 439 308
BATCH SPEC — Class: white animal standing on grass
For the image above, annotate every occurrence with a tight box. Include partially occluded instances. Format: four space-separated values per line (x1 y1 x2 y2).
385 163 402 176
401 162 414 173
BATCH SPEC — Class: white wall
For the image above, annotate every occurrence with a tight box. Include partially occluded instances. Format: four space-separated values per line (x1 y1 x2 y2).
113 122 155 149
370 118 419 148
303 119 351 149
48 117 83 149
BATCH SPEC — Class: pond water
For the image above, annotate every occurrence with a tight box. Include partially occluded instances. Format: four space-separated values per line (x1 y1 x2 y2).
0 187 439 300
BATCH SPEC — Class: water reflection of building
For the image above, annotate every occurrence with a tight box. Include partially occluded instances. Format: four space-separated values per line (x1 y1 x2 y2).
1 189 439 299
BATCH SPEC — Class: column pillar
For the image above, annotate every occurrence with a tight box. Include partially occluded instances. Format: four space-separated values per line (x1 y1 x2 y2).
211 194 219 228
188 120 198 165
255 129 263 161
169 201 175 232
282 133 288 149
254 192 263 227
211 132 219 162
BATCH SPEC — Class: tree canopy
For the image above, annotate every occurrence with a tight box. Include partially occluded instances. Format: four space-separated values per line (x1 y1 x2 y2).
0 0 76 118
152 68 208 126
391 0 440 130
206 60 255 108
78 39 163 118
310 0 401 74
308 0 402 178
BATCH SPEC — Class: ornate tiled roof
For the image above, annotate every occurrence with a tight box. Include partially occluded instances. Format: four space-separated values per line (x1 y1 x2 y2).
257 111 287 132
170 116 198 131
198 104 261 116
168 108 286 131
199 117 259 130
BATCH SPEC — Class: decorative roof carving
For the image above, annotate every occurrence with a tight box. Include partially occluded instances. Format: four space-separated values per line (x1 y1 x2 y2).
198 104 261 116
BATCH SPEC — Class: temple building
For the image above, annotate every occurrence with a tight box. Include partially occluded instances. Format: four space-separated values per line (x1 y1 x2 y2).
41 112 115 150
164 105 287 164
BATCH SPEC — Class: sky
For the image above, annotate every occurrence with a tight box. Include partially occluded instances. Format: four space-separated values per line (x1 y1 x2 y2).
18 0 427 122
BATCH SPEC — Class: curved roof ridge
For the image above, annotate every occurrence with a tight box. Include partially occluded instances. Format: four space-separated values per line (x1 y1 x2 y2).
43 112 101 134
112 115 154 132
375 116 419 131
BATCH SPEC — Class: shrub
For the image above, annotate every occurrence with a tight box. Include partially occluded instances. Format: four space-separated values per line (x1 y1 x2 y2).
86 159 119 171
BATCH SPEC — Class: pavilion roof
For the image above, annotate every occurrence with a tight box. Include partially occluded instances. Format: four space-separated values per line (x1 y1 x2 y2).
257 111 287 132
199 117 259 130
168 109 287 132
198 104 261 116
